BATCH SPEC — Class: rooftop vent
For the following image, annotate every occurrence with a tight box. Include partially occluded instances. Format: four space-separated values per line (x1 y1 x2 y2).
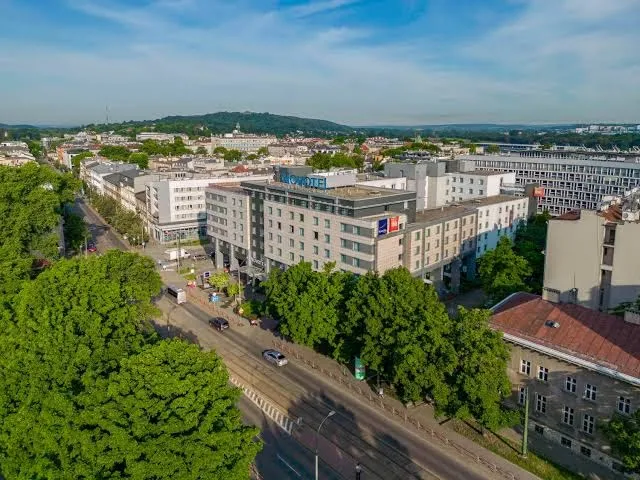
545 320 561 329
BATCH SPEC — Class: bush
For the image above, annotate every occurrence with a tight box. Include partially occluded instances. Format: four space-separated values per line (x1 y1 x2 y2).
238 300 264 320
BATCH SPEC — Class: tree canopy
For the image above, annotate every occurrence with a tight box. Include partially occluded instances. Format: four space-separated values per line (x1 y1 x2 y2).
478 236 532 302
306 152 364 170
602 410 640 472
139 138 191 157
511 212 550 293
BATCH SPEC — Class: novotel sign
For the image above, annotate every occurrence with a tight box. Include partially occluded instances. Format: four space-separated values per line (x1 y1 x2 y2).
281 173 327 190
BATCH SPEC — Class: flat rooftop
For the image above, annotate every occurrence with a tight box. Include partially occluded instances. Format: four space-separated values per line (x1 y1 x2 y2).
243 180 412 200
205 183 246 194
413 194 524 224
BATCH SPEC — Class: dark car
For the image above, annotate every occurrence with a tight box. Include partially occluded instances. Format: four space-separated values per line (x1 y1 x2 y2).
209 317 229 331
87 243 97 253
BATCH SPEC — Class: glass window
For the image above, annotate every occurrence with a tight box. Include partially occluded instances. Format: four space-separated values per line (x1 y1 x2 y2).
618 396 631 414
324 249 330 258
299 227 304 236
313 216 319 225
538 366 549 382
565 376 576 393
324 234 331 243
313 245 319 254
313 260 319 269
324 219 331 228
582 414 595 434
299 213 304 222
520 360 531 375
562 406 574 426
299 241 304 251
584 384 597 401
518 387 526 405
535 394 547 414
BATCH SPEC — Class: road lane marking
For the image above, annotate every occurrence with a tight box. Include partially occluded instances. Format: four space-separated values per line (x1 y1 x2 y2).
277 454 301 477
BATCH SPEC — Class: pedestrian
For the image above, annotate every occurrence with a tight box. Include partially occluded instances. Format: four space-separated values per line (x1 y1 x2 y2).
355 462 362 480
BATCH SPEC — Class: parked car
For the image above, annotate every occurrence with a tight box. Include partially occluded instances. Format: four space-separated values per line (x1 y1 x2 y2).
192 254 208 261
262 349 288 367
209 317 229 331
87 243 97 253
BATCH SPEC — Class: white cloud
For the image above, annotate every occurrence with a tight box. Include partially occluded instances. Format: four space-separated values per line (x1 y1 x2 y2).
0 0 639 125
287 0 360 18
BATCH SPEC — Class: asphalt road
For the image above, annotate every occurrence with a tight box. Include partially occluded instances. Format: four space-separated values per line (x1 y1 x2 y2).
240 396 343 480
76 199 509 480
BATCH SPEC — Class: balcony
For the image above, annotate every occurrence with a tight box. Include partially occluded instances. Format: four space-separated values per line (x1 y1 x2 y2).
601 247 614 267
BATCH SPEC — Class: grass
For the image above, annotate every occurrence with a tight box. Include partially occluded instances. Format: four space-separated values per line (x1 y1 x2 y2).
450 419 584 480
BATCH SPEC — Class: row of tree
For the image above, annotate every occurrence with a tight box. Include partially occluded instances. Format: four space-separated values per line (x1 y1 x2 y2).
86 188 148 246
306 152 364 170
263 263 516 430
98 146 150 169
0 251 260 478
139 137 191 157
379 142 442 157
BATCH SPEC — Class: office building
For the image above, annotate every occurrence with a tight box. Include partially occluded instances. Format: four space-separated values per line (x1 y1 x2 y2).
147 172 273 244
462 152 640 215
81 160 140 195
136 132 189 142
492 292 640 476
384 159 516 210
542 188 640 312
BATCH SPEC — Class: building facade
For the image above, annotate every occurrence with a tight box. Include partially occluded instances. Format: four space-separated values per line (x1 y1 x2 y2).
491 292 640 477
210 124 276 153
462 152 640 215
543 188 640 312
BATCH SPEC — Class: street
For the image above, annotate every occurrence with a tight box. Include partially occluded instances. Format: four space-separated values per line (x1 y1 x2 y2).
76 198 537 480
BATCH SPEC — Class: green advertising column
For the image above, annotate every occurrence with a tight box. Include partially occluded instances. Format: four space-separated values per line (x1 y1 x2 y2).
354 357 366 381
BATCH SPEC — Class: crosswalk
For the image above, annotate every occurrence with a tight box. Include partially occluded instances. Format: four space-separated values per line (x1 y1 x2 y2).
230 375 297 434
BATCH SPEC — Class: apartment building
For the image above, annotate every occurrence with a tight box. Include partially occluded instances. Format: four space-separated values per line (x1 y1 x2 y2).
102 171 163 212
492 292 640 477
543 188 640 312
136 132 189 142
463 152 640 215
239 166 416 276
384 159 516 210
475 195 529 258
148 172 273 244
81 160 140 195
205 185 251 270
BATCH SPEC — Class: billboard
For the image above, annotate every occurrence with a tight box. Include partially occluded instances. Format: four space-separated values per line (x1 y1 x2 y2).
389 216 399 232
533 187 545 198
377 218 388 236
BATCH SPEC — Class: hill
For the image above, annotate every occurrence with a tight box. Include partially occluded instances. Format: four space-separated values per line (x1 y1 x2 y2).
86 111 355 138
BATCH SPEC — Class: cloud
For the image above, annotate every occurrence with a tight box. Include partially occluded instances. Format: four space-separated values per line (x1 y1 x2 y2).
0 0 639 125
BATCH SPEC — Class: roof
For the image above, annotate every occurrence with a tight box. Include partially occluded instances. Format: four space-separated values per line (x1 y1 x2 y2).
413 194 523 224
491 292 640 379
553 205 623 223
243 180 412 200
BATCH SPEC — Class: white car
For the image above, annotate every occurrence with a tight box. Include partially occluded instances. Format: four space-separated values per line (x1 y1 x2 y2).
262 349 288 367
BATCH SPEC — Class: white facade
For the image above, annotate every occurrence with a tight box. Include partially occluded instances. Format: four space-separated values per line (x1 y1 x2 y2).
136 132 189 142
83 161 139 194
474 196 529 257
205 185 252 262
211 134 277 153
356 176 408 190
442 171 516 205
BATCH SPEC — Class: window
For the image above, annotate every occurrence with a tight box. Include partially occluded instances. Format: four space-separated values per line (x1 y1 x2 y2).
299 213 304 222
299 255 304 262
565 376 576 393
289 239 294 247
289 225 294 233
289 211 294 220
299 227 304 236
313 260 319 269
534 425 544 435
415 246 420 254
618 396 631 415
299 241 304 251
538 366 549 382
269 245 273 253
582 414 594 434
535 394 546 414
289 252 294 261
580 446 591 458
415 231 421 240
268 206 273 214
468 188 473 194
561 437 572 448
518 387 526 405
313 231 319 240
324 249 330 258
584 384 597 401
324 234 331 243
277 248 282 256
415 260 420 269
479 189 484 195
268 232 273 240
313 216 319 225
277 235 282 244
340 223 346 232
340 254 347 263
277 221 282 230
520 360 531 375
562 406 574 426
324 219 330 228
277 208 282 217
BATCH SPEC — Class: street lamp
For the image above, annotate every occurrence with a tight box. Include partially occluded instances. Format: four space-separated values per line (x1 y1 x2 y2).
315 410 335 480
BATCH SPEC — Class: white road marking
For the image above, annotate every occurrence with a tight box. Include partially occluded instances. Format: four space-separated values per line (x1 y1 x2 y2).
277 454 301 477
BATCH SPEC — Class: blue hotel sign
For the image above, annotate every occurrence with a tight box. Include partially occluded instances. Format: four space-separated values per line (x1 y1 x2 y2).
281 173 327 190
378 218 388 235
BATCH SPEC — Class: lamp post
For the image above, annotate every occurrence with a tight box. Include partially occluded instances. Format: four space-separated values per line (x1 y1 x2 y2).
315 410 335 480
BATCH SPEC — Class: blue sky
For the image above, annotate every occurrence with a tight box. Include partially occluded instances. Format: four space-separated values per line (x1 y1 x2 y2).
1 0 639 126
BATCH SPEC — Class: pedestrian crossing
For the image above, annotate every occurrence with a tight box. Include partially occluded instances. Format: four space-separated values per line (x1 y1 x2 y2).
230 375 297 434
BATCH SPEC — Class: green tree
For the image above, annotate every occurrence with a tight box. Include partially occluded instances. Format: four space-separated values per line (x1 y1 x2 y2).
27 140 42 158
306 152 364 171
99 145 132 162
468 144 477 154
257 146 269 156
226 281 241 303
208 271 231 290
213 146 228 155
128 151 149 169
486 144 500 154
246 153 258 161
343 268 456 405
223 149 243 162
512 212 550 293
478 236 532 302
196 145 208 155
446 308 517 430
264 262 353 350
602 410 640 472
71 151 94 177
372 158 385 171
73 340 261 479
63 211 88 251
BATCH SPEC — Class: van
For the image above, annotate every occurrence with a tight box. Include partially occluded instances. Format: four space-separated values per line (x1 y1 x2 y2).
166 285 187 304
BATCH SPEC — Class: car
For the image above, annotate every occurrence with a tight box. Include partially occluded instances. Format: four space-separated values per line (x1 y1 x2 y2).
262 349 288 367
87 243 97 253
209 317 229 331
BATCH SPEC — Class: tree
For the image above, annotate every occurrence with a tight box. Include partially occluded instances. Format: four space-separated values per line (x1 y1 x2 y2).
128 151 149 169
196 145 208 155
469 144 477 154
257 146 269 157
478 236 532 302
512 212 550 293
602 410 640 472
63 211 88 251
226 281 241 303
208 271 231 290
99 145 132 162
263 262 353 350
372 158 385 172
213 146 228 155
71 151 94 177
486 144 500 154
73 340 261 479
223 149 243 162
343 268 456 405
445 308 518 430
246 153 258 161
306 152 363 171
27 140 42 158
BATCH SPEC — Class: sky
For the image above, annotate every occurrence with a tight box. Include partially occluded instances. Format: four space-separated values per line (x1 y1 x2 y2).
1 0 640 126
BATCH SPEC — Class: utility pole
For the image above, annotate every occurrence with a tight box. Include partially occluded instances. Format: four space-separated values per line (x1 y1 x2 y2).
522 387 529 458
177 229 182 271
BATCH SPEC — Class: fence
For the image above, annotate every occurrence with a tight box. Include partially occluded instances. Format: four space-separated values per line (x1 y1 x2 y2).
272 339 519 480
